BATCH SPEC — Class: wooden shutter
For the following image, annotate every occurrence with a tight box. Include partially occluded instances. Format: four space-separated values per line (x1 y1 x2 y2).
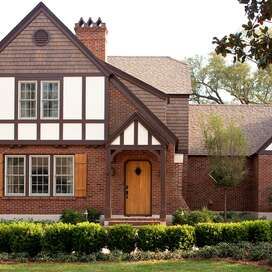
0 154 3 197
75 154 87 197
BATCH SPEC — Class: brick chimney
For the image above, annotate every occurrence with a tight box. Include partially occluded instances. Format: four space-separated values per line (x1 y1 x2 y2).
75 17 107 61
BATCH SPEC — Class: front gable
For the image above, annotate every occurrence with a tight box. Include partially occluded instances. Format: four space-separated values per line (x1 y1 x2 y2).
109 113 166 148
0 11 101 74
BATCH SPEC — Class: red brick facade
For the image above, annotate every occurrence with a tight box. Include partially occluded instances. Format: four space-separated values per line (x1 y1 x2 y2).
185 156 259 212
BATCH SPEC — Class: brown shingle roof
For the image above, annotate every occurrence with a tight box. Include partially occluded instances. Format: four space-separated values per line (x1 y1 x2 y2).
189 104 272 156
107 56 192 95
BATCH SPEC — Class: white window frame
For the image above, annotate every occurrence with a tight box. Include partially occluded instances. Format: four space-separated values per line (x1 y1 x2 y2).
18 81 37 120
29 155 50 196
53 155 74 196
40 80 60 120
5 155 26 196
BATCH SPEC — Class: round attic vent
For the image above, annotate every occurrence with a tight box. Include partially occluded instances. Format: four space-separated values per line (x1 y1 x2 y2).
33 29 49 46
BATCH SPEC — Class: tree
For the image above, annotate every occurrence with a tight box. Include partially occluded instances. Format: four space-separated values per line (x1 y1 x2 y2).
202 114 247 220
213 0 272 69
188 53 272 104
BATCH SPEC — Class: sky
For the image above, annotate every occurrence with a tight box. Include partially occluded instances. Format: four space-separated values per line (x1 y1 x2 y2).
0 0 247 61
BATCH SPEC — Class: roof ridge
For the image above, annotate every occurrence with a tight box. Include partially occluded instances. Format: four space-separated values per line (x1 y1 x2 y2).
108 56 188 65
189 104 272 107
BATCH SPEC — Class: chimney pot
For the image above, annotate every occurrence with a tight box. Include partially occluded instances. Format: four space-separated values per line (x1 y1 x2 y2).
74 17 107 61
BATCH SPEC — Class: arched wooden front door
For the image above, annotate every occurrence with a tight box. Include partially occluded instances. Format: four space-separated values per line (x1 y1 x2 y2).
125 161 151 216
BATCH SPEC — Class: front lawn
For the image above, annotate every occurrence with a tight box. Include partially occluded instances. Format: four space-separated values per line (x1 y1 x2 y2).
0 260 268 272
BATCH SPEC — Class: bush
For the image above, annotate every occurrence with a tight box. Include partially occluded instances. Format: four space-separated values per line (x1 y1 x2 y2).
42 223 74 253
137 225 167 251
71 222 106 253
218 211 259 222
60 209 85 224
87 208 101 223
242 220 271 242
107 224 137 252
196 222 250 247
195 220 272 247
173 208 215 226
6 222 43 256
165 225 195 250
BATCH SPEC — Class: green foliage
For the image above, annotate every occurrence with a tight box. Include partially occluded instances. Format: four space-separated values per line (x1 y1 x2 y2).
0 222 43 256
165 225 195 250
242 220 271 242
195 220 271 247
202 114 247 188
71 222 106 253
173 208 216 226
188 54 272 105
107 224 137 253
213 0 272 69
87 208 101 223
60 209 85 224
218 211 259 222
42 223 74 253
137 225 167 251
202 114 247 219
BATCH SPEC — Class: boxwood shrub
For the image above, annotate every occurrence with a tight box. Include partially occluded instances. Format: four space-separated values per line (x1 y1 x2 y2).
137 225 167 251
165 225 195 250
0 222 43 256
42 223 74 253
107 224 137 253
71 222 106 253
195 220 272 247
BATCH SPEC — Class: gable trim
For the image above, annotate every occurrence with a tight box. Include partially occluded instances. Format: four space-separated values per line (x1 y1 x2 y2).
0 2 110 76
109 75 178 145
108 112 167 147
104 62 167 99
256 135 272 154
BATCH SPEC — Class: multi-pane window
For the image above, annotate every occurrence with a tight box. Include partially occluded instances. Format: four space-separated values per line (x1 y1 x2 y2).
30 156 50 196
19 82 37 119
41 81 59 119
54 156 74 196
5 156 25 196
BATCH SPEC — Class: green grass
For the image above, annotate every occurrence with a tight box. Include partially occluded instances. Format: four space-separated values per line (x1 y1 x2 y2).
0 260 268 272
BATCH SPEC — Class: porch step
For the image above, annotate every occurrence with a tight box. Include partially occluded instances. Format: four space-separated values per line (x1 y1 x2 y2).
105 217 165 226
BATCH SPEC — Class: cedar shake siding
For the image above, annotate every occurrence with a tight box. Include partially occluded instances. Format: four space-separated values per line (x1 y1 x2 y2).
0 12 100 74
167 97 188 153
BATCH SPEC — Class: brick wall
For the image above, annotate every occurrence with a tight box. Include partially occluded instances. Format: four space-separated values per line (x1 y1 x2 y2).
186 156 257 211
110 145 188 216
74 22 107 61
0 145 106 214
256 155 272 212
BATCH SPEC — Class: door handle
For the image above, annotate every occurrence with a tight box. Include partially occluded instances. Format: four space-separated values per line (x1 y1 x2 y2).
125 185 128 199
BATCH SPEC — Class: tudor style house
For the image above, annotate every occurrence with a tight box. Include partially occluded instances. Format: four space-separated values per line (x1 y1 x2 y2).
0 2 272 225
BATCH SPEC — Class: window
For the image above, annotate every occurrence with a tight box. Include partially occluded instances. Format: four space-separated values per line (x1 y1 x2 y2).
29 156 50 196
19 81 37 119
41 81 59 119
54 156 74 196
5 156 25 196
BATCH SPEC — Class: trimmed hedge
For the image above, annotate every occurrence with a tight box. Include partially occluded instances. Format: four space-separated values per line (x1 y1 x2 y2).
0 222 43 256
107 224 137 252
137 225 167 251
72 222 106 253
165 225 195 250
0 220 271 256
195 220 271 247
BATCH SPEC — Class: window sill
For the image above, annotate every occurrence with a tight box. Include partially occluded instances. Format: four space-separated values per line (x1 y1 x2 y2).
2 196 85 200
